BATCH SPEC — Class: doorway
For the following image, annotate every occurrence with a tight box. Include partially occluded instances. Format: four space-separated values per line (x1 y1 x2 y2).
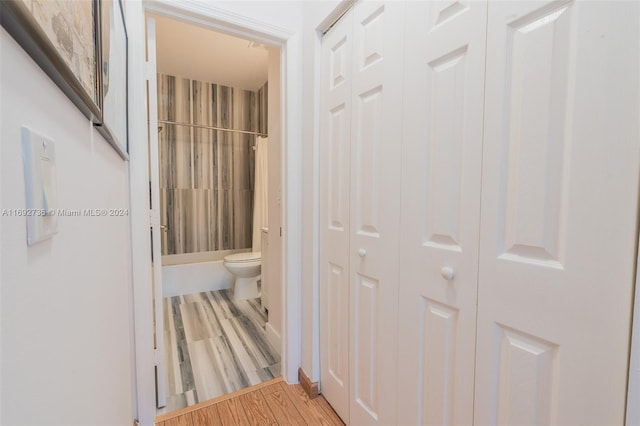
128 3 303 424
147 13 282 414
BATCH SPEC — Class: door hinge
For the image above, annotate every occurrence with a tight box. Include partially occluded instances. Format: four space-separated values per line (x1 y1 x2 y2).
149 210 160 226
280 227 283 237
144 61 154 81
154 348 160 366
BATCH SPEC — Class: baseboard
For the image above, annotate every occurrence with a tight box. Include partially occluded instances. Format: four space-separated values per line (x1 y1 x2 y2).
265 322 281 355
298 367 319 399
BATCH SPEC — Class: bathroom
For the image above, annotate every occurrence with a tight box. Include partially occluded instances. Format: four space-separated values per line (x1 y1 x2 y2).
148 14 283 413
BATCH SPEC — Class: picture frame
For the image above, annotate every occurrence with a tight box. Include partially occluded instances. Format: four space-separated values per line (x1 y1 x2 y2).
0 0 128 159
95 0 128 155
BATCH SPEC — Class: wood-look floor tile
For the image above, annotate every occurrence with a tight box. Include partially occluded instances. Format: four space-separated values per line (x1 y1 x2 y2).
231 315 277 367
177 342 196 394
191 405 220 425
159 393 188 416
280 383 335 426
189 339 227 401
266 363 280 377
219 318 262 384
211 334 250 390
239 391 277 425
157 378 346 426
313 396 345 426
163 413 194 426
210 290 237 319
258 383 281 396
262 386 307 425
255 367 275 383
216 398 250 425
162 290 280 413
180 303 208 342
198 298 223 337
164 298 182 395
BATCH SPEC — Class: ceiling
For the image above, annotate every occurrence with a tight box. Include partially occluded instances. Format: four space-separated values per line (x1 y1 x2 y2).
151 14 269 92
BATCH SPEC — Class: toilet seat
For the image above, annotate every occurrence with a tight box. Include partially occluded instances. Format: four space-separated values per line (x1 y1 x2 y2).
224 251 261 263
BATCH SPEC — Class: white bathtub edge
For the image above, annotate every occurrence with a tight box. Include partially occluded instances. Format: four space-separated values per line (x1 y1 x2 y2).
162 260 233 297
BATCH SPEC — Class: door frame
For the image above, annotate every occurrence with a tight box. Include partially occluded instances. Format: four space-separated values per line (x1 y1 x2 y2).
127 2 301 424
627 228 640 425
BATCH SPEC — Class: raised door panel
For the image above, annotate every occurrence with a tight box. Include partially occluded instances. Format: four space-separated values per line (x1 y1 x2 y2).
354 273 379 418
349 2 405 425
475 1 640 424
327 263 348 389
319 9 354 422
498 1 573 268
397 1 487 424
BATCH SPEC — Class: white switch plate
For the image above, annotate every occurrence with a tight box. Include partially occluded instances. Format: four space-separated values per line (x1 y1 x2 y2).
21 127 58 245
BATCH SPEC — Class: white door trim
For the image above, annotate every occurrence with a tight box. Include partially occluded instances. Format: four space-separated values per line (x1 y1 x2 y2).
128 1 300 424
627 227 640 425
144 16 166 408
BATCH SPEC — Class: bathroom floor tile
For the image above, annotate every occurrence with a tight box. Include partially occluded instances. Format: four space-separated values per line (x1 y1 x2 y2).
157 289 280 415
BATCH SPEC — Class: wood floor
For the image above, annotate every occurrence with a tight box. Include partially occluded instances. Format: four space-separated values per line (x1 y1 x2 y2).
156 378 344 426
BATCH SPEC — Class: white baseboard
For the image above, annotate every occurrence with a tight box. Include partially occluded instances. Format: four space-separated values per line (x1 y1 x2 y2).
266 322 282 356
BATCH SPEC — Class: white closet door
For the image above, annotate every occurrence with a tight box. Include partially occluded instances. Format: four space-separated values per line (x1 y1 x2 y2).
397 1 487 425
319 8 354 422
474 1 640 424
348 2 405 425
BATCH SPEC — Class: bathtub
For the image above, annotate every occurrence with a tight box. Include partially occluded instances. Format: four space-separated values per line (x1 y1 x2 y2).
161 249 250 297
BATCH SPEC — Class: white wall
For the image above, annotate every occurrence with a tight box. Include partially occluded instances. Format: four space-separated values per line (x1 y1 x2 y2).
0 28 134 426
208 1 302 30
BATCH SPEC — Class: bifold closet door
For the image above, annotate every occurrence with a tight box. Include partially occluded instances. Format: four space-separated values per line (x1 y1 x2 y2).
319 7 354 423
348 2 405 425
474 1 640 424
396 1 487 425
320 1 406 424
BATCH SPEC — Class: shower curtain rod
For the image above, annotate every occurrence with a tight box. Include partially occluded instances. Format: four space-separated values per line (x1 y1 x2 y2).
157 120 268 138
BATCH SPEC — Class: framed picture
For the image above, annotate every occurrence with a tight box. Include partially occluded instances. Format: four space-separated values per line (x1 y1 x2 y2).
96 0 128 155
0 0 128 159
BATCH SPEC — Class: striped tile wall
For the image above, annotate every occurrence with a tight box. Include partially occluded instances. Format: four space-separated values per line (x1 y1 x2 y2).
158 74 268 255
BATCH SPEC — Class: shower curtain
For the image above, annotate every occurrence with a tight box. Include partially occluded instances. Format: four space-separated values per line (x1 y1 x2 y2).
252 137 269 252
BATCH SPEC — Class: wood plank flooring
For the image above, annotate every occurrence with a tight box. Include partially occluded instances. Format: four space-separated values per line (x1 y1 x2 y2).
160 290 280 414
156 378 345 426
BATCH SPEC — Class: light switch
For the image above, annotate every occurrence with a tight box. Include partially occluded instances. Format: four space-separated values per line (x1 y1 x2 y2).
21 127 58 245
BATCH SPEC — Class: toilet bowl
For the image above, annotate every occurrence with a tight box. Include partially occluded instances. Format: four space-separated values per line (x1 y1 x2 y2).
223 251 261 300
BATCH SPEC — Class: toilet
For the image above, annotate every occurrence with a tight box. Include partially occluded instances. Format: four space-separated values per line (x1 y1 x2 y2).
223 251 261 300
